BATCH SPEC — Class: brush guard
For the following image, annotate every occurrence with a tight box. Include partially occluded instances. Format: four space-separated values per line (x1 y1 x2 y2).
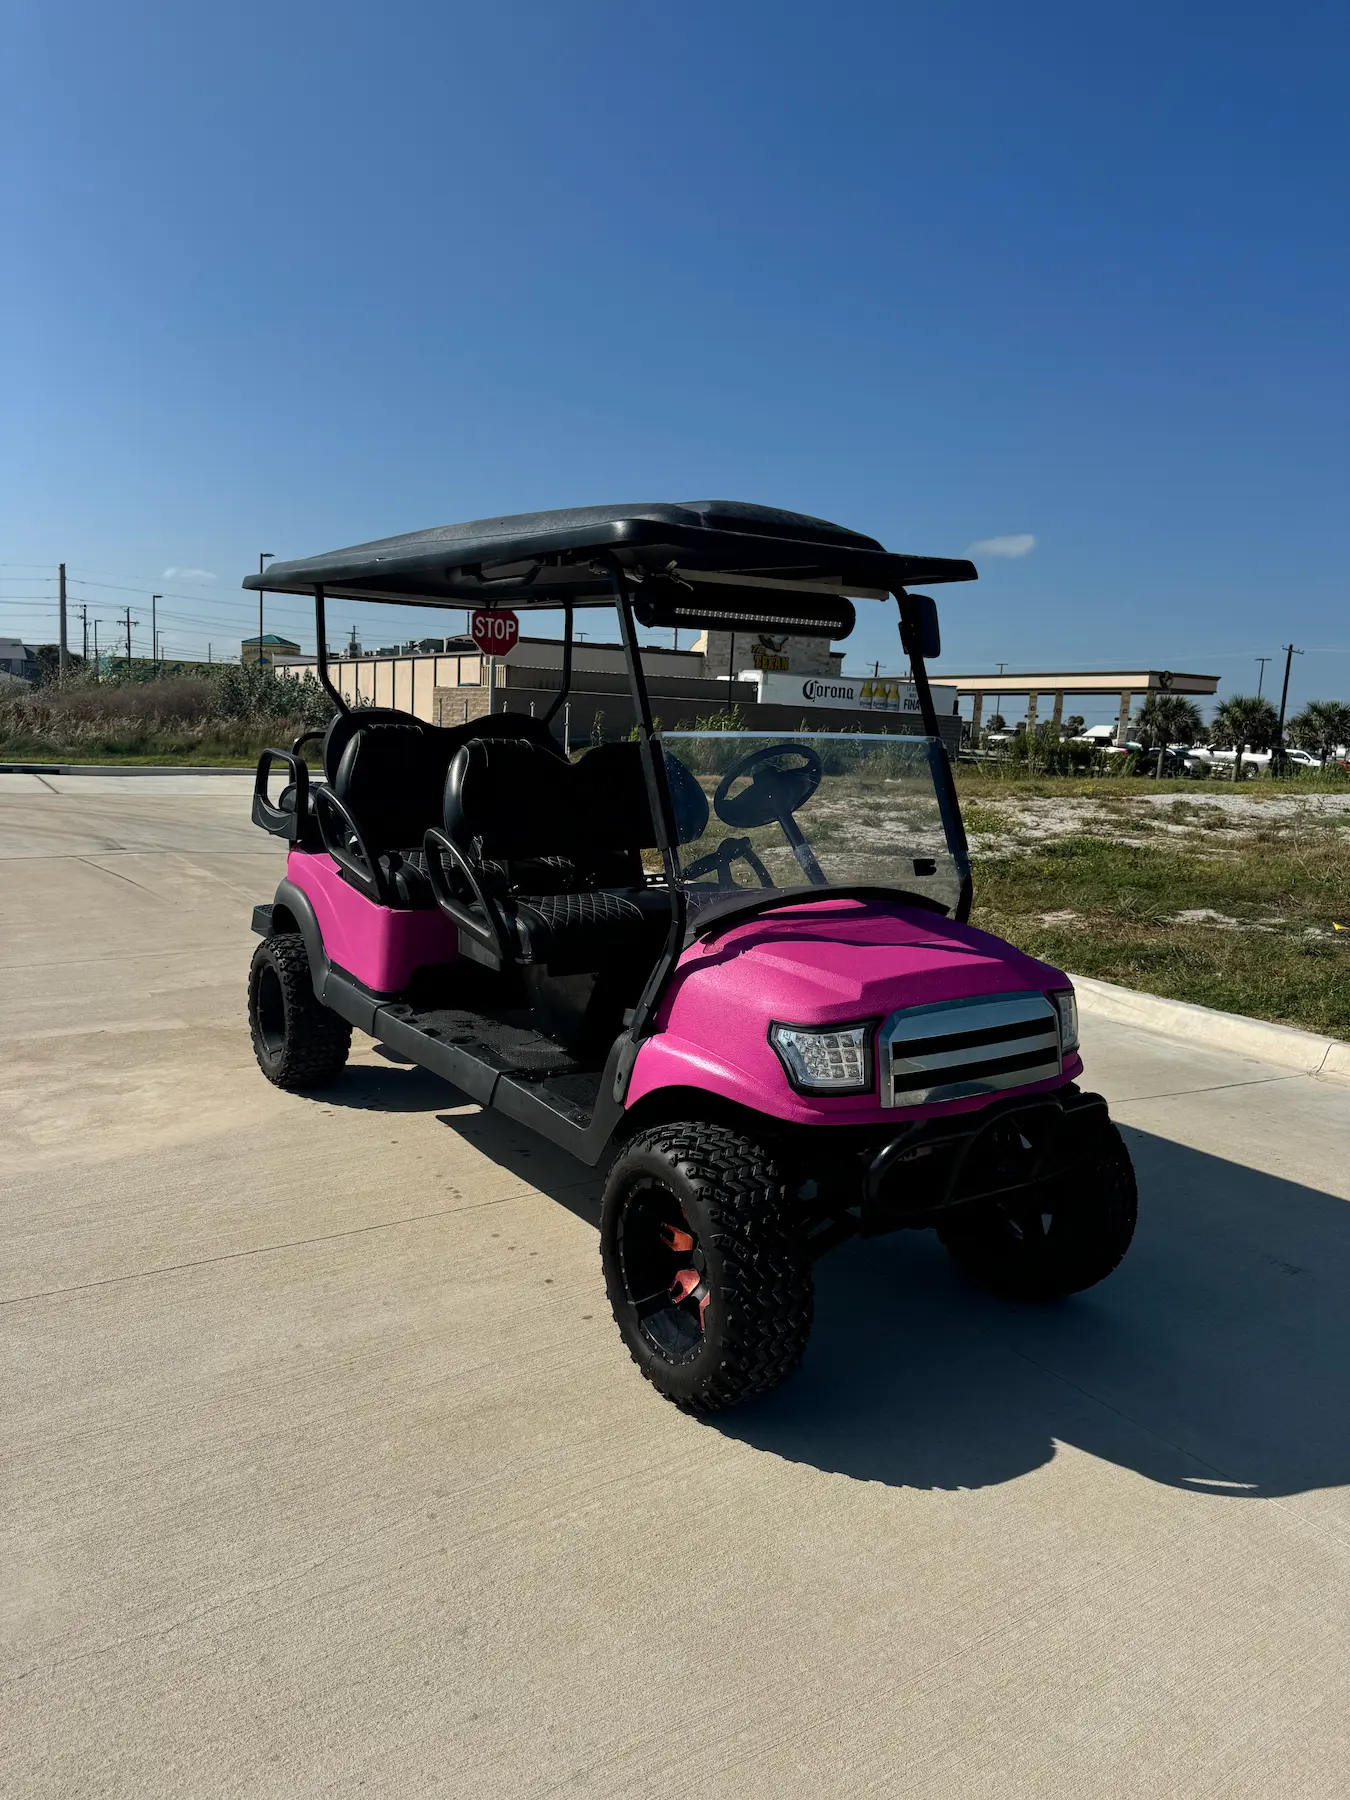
860 1088 1109 1236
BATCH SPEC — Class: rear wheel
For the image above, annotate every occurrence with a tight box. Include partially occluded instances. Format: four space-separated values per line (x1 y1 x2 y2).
938 1119 1137 1300
601 1123 813 1413
248 933 351 1089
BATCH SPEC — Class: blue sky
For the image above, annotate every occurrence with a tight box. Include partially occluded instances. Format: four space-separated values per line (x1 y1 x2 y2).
3 0 1346 722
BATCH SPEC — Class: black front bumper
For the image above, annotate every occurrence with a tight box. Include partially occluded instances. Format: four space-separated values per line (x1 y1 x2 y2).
859 1086 1110 1236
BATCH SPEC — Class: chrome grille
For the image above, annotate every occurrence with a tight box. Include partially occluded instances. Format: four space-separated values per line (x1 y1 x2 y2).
879 991 1062 1108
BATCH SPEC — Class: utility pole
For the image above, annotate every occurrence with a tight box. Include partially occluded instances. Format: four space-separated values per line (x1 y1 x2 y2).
123 606 139 667
1255 656 1270 698
257 553 275 664
996 661 1007 676
151 595 162 669
1275 643 1303 774
79 605 89 662
58 563 69 677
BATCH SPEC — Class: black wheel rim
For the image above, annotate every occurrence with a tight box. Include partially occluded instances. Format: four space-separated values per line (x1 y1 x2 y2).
616 1179 710 1364
254 963 287 1058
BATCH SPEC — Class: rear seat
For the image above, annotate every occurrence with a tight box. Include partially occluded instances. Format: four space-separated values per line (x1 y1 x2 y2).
437 738 673 973
316 711 566 907
329 721 449 905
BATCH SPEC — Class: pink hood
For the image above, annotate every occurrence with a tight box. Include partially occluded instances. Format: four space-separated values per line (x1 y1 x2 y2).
628 899 1078 1127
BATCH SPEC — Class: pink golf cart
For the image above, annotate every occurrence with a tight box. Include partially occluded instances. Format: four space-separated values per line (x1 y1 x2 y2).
245 503 1135 1411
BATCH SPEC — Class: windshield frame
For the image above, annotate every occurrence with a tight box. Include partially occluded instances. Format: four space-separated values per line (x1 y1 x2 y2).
658 728 973 939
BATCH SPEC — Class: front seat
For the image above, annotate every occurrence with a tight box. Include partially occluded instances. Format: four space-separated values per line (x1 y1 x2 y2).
432 737 673 973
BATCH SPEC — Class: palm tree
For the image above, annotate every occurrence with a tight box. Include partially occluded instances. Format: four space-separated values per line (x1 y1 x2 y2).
1210 694 1278 750
1134 694 1202 749
1287 699 1350 759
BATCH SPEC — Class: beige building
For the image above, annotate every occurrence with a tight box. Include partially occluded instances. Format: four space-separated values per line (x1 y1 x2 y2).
275 633 702 721
274 629 960 747
241 633 301 668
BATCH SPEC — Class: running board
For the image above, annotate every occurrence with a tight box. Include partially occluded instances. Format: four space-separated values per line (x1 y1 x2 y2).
322 964 625 1165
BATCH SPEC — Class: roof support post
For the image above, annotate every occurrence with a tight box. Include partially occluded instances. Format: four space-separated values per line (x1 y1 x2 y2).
313 587 351 716
604 559 687 1044
542 603 573 726
606 564 678 870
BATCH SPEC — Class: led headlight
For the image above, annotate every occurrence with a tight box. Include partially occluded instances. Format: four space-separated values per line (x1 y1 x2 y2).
1050 988 1079 1055
769 1021 875 1094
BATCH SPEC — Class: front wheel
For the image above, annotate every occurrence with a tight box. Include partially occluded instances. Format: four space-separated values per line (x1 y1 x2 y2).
248 932 351 1089
601 1123 813 1413
938 1120 1137 1301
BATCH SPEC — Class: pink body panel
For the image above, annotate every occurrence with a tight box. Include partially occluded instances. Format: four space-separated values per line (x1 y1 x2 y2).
285 850 459 993
628 899 1081 1126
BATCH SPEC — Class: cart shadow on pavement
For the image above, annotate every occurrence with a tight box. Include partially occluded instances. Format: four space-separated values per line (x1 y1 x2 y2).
376 1076 1350 1502
315 1056 477 1115
711 1125 1350 1499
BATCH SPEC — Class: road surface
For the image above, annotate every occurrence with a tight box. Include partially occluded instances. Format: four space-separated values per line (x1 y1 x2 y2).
3 773 1348 1798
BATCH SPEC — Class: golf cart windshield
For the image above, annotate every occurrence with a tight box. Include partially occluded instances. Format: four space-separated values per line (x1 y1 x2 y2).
660 731 969 925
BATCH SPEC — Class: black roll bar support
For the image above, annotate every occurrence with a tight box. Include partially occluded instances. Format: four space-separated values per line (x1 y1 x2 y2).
542 603 573 726
603 558 688 1048
313 585 351 716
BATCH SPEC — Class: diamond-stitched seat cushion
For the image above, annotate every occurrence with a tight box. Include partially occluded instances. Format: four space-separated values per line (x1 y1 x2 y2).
509 888 672 974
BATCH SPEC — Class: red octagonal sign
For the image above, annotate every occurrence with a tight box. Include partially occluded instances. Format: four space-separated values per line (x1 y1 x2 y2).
470 608 519 656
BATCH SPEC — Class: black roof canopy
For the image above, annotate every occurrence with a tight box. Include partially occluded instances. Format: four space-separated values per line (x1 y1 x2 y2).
242 500 978 611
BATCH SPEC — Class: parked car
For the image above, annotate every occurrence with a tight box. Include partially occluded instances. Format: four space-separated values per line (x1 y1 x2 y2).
1185 746 1271 778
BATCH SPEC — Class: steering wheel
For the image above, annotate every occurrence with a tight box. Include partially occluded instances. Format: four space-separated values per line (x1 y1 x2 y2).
713 742 824 828
683 834 775 891
712 742 828 886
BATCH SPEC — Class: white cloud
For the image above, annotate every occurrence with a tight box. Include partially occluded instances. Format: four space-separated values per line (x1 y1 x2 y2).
967 534 1037 560
163 566 217 582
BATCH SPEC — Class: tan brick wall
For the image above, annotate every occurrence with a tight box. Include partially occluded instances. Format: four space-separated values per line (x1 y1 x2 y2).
433 686 493 727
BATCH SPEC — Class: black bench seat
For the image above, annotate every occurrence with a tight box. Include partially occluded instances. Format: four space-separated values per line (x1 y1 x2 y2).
432 737 674 973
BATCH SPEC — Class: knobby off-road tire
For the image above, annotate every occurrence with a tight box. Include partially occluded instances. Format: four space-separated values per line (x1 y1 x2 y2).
248 932 351 1090
938 1119 1137 1301
600 1122 813 1414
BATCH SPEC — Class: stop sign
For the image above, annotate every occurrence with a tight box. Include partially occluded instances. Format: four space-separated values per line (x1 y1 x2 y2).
470 608 519 656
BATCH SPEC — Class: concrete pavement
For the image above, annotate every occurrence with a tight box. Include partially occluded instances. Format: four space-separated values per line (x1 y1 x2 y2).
3 773 1349 1798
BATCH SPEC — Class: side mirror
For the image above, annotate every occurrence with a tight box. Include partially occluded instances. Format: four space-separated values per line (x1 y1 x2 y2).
898 593 941 661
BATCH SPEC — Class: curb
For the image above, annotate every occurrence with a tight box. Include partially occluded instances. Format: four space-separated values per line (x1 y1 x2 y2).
1070 973 1350 1086
0 763 255 776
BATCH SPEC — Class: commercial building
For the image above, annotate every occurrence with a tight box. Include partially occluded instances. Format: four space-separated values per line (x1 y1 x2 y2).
274 631 961 747
947 669 1221 744
241 633 302 668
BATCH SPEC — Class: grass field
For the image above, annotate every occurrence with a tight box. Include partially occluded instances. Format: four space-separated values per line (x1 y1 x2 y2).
957 778 1350 1039
0 719 297 766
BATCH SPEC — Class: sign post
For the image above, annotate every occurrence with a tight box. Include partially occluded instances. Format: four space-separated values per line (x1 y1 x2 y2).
470 609 519 715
